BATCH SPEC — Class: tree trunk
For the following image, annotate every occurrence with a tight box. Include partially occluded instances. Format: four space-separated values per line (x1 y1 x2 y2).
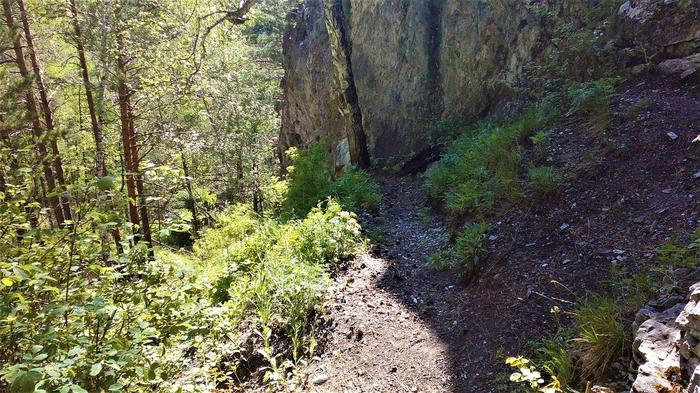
128 105 153 258
68 0 121 261
116 32 140 235
135 166 154 259
2 0 64 226
16 0 72 222
69 0 106 177
181 153 201 235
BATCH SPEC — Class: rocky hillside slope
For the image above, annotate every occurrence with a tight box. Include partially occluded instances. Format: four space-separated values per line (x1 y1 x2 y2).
279 0 700 170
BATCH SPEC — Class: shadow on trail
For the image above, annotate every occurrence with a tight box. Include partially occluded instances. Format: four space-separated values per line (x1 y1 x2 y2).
371 174 557 392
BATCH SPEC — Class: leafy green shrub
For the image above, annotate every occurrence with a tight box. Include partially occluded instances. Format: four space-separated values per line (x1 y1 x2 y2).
528 166 562 198
193 204 260 264
286 201 362 266
332 168 381 212
283 143 333 216
283 142 380 217
212 200 362 365
572 296 628 381
455 222 489 280
424 126 520 217
424 106 555 218
566 78 618 135
426 249 456 270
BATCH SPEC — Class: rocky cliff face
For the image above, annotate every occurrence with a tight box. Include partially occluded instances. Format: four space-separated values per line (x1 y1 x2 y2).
279 0 700 169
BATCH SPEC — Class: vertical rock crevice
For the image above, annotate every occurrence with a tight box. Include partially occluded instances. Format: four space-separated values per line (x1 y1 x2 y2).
426 0 444 120
324 0 370 169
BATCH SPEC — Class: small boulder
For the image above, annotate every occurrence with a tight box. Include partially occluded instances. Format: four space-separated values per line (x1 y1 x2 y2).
658 58 698 76
631 303 685 392
310 373 330 385
630 64 648 76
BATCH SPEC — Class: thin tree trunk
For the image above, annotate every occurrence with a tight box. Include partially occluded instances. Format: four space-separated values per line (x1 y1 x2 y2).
69 0 106 177
2 0 64 226
16 0 72 222
68 0 120 261
0 116 8 195
181 153 200 235
127 103 153 258
115 32 140 235
135 167 154 259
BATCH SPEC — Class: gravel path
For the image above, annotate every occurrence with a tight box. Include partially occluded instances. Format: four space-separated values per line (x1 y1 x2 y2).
304 175 458 392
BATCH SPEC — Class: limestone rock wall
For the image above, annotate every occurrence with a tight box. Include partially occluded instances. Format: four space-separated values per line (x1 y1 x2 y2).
280 0 549 169
279 0 700 169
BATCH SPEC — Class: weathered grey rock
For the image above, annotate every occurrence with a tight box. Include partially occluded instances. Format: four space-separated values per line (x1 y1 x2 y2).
634 300 685 334
279 0 345 167
280 0 700 169
631 303 685 392
281 0 549 167
689 361 700 393
310 373 329 385
689 282 700 301
658 56 700 79
675 299 700 331
618 0 700 59
647 294 685 311
630 284 700 392
679 334 700 360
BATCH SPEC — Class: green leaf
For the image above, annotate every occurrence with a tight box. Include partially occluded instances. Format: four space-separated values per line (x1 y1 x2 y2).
89 363 102 377
1 277 13 287
33 353 48 361
10 370 42 393
70 385 88 393
67 347 82 357
95 176 117 191
107 384 124 392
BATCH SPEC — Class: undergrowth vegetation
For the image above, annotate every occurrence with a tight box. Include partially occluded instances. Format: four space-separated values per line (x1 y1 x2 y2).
528 166 562 198
566 78 619 136
283 142 380 218
455 223 490 281
0 200 363 393
424 106 556 219
206 201 362 383
423 0 624 285
505 231 700 392
0 137 378 392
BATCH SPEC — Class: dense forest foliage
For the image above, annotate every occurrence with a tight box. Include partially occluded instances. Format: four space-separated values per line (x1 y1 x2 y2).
0 0 384 391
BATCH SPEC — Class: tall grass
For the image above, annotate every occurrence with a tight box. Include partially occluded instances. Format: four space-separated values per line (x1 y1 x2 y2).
571 296 628 381
455 222 489 281
528 166 562 198
566 78 618 136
